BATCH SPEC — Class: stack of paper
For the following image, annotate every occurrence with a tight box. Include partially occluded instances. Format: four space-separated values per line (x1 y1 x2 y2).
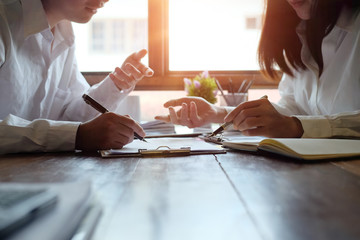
141 120 176 135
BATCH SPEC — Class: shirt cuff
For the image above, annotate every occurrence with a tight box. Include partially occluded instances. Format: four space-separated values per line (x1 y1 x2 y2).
295 115 332 138
47 121 80 151
87 75 132 112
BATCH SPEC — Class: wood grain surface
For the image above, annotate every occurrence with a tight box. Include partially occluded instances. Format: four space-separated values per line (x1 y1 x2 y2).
1 147 359 240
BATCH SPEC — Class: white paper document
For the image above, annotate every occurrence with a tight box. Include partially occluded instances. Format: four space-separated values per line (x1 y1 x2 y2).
101 137 226 157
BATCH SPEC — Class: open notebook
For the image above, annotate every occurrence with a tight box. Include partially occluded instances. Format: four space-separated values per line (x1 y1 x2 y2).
222 138 360 160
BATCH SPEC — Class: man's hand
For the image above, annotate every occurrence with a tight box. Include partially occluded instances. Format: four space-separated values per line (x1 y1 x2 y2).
109 49 154 90
75 112 146 151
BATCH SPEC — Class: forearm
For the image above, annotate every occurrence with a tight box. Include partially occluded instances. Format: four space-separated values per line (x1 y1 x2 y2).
0 115 79 154
63 76 132 122
87 75 133 112
296 110 360 138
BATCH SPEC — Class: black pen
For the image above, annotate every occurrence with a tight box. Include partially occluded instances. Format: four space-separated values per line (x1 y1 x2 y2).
82 94 147 142
208 95 268 137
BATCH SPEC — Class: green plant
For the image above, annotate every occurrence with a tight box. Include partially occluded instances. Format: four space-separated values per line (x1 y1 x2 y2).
184 71 218 104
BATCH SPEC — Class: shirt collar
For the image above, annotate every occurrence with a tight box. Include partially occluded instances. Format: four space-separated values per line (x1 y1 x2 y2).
21 0 49 38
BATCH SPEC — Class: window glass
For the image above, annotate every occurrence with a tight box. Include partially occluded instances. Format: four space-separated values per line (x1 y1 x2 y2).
91 21 105 51
168 0 263 71
72 0 148 72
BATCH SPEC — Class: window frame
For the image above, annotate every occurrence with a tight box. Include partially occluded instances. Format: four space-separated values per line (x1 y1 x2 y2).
83 0 278 90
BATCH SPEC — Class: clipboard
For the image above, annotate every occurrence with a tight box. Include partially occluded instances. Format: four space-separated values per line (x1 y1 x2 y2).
99 137 227 158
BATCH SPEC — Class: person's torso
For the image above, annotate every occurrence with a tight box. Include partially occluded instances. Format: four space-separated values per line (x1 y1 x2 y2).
0 1 79 121
292 11 360 116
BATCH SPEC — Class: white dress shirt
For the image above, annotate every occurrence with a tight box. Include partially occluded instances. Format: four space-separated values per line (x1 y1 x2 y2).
0 0 132 154
273 7 360 138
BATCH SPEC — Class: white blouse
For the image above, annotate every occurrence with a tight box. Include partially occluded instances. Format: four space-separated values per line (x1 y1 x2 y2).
0 0 132 154
273 7 360 138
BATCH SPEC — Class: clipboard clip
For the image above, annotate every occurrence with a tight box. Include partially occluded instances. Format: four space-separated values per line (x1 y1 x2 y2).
138 146 191 156
200 134 225 145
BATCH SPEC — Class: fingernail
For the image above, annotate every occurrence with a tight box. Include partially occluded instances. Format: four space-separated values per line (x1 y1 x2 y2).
146 69 154 76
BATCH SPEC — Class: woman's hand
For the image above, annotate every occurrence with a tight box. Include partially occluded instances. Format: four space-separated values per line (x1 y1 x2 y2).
224 98 304 138
155 97 228 128
75 112 145 151
109 49 154 90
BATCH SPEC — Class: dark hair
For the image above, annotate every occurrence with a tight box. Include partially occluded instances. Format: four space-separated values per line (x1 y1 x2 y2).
258 0 360 80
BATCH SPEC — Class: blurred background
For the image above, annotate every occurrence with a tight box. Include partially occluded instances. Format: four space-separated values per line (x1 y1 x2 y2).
72 0 280 122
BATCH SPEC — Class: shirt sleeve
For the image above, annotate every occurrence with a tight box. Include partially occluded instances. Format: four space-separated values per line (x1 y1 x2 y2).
269 73 360 138
272 73 304 116
0 114 80 154
87 75 134 113
296 110 360 138
57 47 132 122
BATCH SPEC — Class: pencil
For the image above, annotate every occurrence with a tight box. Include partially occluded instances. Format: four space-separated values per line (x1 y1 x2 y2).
229 78 235 106
215 79 231 106
237 79 247 93
243 80 253 93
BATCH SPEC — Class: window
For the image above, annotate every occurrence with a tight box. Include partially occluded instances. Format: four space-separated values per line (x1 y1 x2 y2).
91 21 105 51
72 0 148 72
73 0 277 90
245 16 262 30
112 20 126 52
168 0 263 71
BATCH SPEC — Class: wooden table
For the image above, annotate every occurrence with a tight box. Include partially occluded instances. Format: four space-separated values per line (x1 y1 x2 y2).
1 147 360 240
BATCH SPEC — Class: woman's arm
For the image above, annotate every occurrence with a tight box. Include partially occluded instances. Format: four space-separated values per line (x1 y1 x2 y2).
296 111 360 138
224 98 304 138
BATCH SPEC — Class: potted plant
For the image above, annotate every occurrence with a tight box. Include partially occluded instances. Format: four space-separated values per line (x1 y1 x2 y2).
184 71 218 104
